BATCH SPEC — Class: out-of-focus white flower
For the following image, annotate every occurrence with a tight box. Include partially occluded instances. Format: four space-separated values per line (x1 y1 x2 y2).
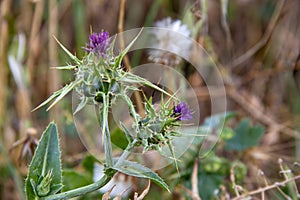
154 17 191 36
148 17 192 66
94 163 133 197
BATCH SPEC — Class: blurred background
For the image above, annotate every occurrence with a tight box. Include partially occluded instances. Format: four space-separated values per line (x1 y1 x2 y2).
0 0 299 199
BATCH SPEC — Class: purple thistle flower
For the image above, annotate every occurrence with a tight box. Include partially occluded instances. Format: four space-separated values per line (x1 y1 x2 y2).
173 102 193 121
84 31 110 56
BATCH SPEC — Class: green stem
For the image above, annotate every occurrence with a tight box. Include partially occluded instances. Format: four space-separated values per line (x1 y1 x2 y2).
95 94 113 168
42 174 113 200
119 94 140 137
102 94 113 167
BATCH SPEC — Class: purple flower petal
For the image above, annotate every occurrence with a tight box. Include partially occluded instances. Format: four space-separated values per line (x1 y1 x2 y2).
84 31 110 56
173 102 193 121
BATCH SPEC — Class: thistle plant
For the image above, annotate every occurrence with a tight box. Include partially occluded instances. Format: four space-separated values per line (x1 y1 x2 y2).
124 99 192 153
26 29 193 199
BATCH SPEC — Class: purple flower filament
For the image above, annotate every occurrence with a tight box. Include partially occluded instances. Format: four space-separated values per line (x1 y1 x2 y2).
173 102 193 121
84 31 110 57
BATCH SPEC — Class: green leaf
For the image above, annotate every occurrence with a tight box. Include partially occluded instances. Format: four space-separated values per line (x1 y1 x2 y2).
32 87 64 112
118 94 140 124
281 163 298 199
33 80 81 112
62 170 92 192
74 96 88 114
181 161 225 200
197 171 224 200
62 155 102 192
111 124 130 149
25 122 62 199
82 155 101 175
52 35 81 64
112 160 169 192
47 80 81 111
231 161 247 182
115 29 143 68
224 118 264 151
220 127 235 140
144 97 156 117
202 155 229 175
121 73 174 98
51 65 77 70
